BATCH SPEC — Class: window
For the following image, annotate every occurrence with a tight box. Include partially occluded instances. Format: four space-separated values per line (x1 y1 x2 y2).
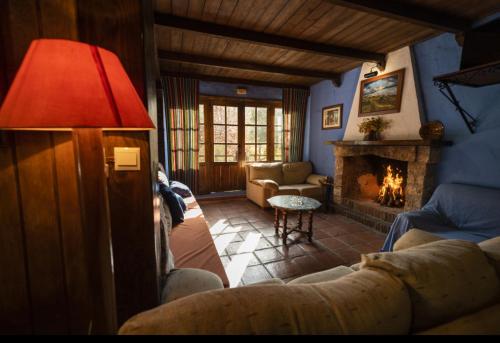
245 106 267 161
274 108 283 161
213 105 238 162
199 104 205 163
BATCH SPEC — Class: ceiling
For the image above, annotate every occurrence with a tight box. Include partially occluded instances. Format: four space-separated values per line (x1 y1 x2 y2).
154 0 500 88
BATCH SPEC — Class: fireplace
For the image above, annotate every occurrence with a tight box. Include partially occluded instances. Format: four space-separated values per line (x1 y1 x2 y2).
327 140 445 233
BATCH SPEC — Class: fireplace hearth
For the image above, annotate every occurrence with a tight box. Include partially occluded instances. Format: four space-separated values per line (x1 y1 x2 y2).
326 140 447 233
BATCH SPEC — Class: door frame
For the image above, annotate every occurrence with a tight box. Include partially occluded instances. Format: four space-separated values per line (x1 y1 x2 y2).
198 95 282 194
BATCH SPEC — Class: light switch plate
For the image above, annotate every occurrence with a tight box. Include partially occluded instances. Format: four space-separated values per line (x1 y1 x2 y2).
114 147 140 171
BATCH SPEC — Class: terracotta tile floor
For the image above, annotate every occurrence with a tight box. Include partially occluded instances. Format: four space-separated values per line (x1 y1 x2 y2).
200 198 387 287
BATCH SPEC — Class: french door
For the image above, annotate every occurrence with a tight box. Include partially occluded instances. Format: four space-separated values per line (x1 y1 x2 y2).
198 96 282 194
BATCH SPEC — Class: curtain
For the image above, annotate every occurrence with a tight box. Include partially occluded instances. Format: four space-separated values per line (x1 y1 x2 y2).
165 77 199 192
283 88 309 162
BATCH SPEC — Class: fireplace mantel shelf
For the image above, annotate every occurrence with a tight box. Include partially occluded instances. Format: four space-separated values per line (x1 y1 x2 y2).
325 139 453 147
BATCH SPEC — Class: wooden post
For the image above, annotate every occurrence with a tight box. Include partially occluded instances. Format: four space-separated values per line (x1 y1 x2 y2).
73 128 117 334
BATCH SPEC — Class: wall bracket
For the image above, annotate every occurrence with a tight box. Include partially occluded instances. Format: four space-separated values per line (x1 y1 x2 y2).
434 80 478 133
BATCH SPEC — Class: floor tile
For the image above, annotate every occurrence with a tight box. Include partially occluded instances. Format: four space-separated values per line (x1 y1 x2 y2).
264 260 301 279
241 265 273 285
254 247 284 264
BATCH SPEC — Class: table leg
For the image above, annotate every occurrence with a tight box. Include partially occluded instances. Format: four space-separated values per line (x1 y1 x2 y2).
282 210 288 246
308 211 314 242
274 208 280 236
297 211 303 232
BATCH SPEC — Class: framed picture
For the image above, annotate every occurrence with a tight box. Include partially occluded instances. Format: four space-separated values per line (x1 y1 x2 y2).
359 68 405 117
322 104 343 129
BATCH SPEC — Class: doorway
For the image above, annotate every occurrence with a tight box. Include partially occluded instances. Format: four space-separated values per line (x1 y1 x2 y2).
198 95 283 194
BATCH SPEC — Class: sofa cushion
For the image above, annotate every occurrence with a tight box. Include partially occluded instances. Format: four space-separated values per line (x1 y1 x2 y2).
288 266 354 284
251 179 279 192
306 174 327 186
244 278 285 286
170 180 193 198
119 268 411 335
393 229 443 251
248 162 283 184
417 303 500 335
161 268 224 304
279 184 322 199
169 198 229 288
159 183 185 225
479 237 500 277
282 162 312 185
421 184 500 235
361 239 500 331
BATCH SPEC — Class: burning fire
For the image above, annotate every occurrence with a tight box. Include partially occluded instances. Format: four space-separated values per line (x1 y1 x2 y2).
377 165 405 207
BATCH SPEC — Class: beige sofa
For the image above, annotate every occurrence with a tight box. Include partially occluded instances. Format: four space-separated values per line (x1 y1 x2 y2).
245 161 327 208
119 229 500 335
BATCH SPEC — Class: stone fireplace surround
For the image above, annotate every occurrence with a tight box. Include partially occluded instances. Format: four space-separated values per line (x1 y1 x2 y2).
327 140 445 233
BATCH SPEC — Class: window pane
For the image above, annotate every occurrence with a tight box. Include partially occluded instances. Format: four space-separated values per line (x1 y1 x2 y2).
214 125 225 143
227 107 238 125
257 155 267 161
245 126 255 143
214 144 225 156
274 129 282 144
214 105 225 124
214 156 225 162
257 144 267 156
274 144 282 161
274 108 282 125
227 126 238 144
226 145 238 162
199 143 205 163
257 107 267 125
245 144 256 161
199 124 205 143
199 105 204 123
245 107 256 125
257 127 267 143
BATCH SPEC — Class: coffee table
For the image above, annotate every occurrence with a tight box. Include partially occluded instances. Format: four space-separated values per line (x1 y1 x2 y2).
267 195 322 245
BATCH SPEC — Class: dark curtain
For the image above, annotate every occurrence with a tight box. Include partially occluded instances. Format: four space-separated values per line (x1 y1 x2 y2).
283 88 309 162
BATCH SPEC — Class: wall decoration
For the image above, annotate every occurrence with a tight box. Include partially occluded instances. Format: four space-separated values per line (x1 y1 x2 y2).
322 104 343 129
359 68 405 116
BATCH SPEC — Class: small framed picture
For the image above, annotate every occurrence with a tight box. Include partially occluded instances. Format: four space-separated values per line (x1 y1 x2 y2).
322 104 343 129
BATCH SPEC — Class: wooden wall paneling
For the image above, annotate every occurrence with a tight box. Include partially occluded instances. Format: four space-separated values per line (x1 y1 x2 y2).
77 0 145 99
2 0 40 84
37 0 78 39
52 132 92 334
0 1 9 102
14 132 69 334
103 132 159 326
0 133 32 334
73 129 117 334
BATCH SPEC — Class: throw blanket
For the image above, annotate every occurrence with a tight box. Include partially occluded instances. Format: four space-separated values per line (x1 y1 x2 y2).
382 183 500 251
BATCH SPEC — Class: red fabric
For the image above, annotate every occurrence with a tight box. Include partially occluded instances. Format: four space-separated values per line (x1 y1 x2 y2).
0 39 154 130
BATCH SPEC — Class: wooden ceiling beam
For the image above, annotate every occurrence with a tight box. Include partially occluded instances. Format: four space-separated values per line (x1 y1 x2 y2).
328 0 472 33
158 50 340 85
154 12 385 64
160 71 310 90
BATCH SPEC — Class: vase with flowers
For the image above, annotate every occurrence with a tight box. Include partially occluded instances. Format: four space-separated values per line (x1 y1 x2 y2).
358 116 391 141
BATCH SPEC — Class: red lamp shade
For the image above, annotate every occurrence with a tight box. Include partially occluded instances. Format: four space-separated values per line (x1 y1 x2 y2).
0 39 155 130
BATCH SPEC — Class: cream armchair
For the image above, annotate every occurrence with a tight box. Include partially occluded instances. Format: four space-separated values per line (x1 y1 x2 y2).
245 161 327 208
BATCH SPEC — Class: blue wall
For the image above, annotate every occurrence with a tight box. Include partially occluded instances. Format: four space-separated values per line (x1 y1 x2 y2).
200 81 282 100
306 33 500 189
413 33 500 188
304 67 361 176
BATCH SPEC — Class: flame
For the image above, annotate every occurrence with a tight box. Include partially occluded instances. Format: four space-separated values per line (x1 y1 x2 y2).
377 165 405 207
